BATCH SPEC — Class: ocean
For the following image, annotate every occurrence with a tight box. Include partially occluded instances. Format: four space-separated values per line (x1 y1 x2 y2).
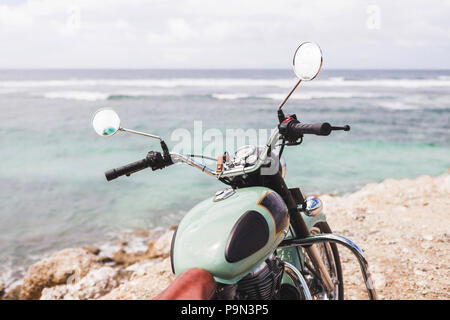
0 69 449 286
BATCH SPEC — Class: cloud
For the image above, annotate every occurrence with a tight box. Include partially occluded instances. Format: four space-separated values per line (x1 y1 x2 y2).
0 0 449 68
0 3 35 30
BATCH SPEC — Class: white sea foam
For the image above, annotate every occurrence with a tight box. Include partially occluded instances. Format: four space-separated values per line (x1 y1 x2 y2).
211 93 250 100
43 91 109 101
0 78 294 89
0 261 26 291
377 101 420 110
0 88 24 95
40 90 386 101
314 78 450 88
2 77 450 89
212 91 385 100
41 90 184 101
259 91 383 100
327 76 345 82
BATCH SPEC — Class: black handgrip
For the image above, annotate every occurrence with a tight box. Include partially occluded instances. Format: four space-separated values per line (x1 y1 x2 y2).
105 158 149 181
291 122 332 136
104 151 171 181
331 125 350 131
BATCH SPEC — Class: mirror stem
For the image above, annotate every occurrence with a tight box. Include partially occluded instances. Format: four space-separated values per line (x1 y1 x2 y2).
118 127 172 163
118 127 162 141
277 79 302 112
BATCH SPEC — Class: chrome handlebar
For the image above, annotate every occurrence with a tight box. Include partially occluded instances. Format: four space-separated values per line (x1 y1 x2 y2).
170 128 280 179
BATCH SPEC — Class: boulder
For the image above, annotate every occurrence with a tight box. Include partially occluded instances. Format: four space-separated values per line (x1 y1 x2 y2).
82 245 101 255
146 230 174 258
110 230 174 266
100 258 175 300
111 248 143 267
2 284 22 300
125 258 165 279
20 248 100 300
40 266 125 300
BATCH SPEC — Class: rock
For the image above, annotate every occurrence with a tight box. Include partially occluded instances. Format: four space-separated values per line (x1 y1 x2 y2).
131 229 150 238
20 248 100 300
0 284 5 299
107 230 174 267
2 285 22 300
100 256 115 264
125 259 164 279
146 230 174 259
8 173 450 300
101 259 175 300
82 246 101 255
112 249 141 266
40 266 125 300
353 214 365 221
371 273 386 290
110 249 151 267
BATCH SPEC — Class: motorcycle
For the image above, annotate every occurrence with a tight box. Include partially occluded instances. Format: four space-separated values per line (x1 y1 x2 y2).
92 42 377 300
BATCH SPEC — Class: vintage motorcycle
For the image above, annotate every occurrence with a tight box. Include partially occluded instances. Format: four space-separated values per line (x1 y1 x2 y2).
92 42 377 300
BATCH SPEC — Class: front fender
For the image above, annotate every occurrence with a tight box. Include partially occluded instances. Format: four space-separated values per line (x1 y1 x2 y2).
301 211 328 231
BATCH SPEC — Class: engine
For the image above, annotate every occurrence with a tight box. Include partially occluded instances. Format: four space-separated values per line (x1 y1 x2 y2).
216 255 285 300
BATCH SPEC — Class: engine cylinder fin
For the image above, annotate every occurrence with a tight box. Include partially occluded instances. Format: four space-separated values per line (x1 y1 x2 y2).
236 257 284 300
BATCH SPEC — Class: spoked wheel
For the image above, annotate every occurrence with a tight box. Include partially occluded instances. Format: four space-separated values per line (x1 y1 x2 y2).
303 222 344 300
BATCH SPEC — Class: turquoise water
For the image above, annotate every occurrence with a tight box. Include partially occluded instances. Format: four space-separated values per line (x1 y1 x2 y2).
0 69 449 282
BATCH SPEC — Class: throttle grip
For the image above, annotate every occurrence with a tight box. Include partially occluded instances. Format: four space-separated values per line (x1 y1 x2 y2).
279 114 350 142
291 122 332 136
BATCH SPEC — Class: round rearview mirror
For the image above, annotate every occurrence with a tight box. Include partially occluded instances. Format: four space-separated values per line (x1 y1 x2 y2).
293 42 323 81
92 108 120 137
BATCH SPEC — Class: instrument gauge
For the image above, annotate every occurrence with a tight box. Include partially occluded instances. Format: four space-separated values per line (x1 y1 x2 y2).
246 154 258 165
235 145 256 160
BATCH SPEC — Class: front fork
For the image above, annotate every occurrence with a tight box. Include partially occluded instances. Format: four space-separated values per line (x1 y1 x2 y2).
280 233 378 300
262 173 377 299
304 245 336 293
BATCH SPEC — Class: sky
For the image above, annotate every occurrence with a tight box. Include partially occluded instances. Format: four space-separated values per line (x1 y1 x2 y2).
0 0 449 69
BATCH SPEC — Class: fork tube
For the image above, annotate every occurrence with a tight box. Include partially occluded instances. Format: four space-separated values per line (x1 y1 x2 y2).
264 171 334 292
305 246 335 292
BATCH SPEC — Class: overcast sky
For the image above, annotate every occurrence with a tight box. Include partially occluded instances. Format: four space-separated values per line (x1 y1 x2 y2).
0 0 449 69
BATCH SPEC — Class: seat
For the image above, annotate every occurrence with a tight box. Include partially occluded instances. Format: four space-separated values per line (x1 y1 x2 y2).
153 268 216 300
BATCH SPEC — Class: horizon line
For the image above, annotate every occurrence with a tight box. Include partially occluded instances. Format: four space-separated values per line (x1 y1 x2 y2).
0 67 449 71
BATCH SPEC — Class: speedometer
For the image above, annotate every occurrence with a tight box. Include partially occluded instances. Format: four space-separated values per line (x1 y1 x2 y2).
246 154 258 165
235 145 256 159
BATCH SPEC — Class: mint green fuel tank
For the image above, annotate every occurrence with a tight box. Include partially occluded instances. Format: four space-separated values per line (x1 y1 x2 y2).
171 187 290 284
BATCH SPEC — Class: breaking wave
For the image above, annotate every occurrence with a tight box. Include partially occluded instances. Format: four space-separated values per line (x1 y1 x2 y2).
2 76 450 90
41 90 389 101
